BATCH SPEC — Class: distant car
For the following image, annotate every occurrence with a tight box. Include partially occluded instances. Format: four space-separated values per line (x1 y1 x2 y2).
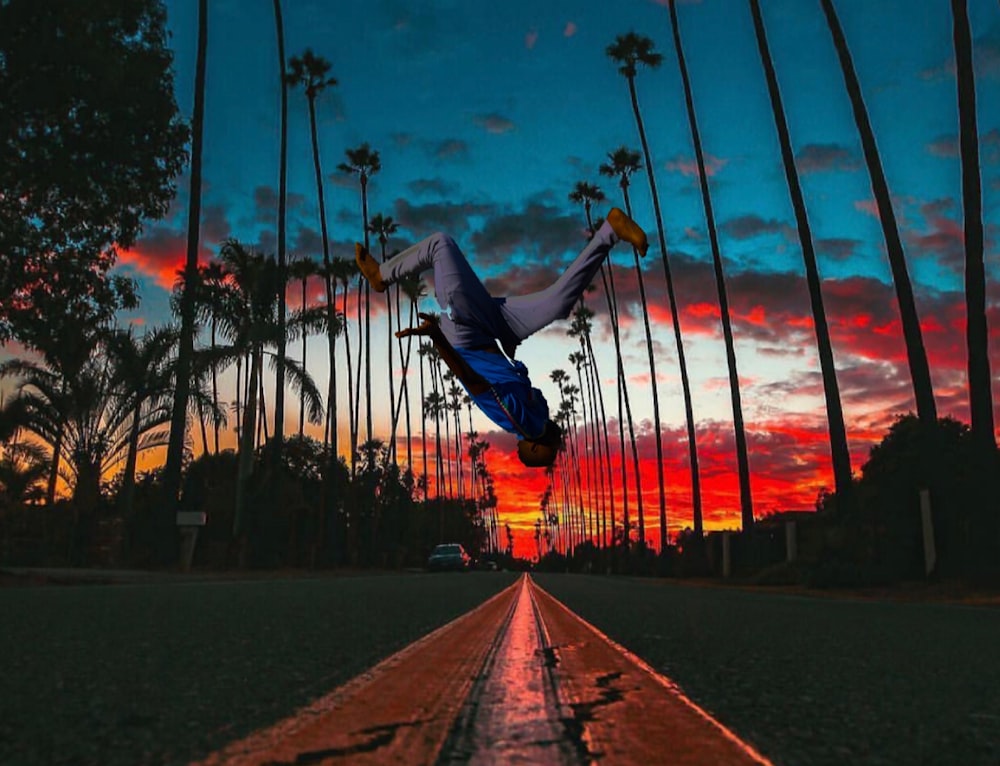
427 543 471 572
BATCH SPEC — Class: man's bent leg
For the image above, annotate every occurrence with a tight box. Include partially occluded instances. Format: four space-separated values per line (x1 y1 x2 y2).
499 221 617 341
380 232 501 349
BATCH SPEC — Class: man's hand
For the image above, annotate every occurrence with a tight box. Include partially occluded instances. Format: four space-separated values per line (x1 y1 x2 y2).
396 312 440 340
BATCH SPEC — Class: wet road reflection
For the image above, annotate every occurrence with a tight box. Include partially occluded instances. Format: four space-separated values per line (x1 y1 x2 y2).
193 575 771 765
440 577 577 764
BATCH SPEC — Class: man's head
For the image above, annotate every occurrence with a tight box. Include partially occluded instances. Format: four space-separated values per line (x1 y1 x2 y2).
517 419 563 468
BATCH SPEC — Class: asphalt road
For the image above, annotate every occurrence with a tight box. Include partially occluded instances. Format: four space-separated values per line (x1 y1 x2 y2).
532 574 1000 766
0 571 518 766
4 571 998 765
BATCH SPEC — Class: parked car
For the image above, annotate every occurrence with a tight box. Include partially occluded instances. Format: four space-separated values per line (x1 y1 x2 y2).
427 543 471 572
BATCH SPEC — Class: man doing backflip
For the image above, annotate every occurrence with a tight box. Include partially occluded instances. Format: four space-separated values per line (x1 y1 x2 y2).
355 208 648 468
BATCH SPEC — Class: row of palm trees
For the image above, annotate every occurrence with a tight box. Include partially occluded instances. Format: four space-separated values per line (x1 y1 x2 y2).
535 0 995 557
176 0 994 560
3 1 993 565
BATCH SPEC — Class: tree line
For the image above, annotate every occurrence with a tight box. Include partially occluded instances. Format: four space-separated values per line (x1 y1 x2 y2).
0 0 996 579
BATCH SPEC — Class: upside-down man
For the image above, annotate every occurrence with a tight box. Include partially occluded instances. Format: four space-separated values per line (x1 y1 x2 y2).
355 208 648 468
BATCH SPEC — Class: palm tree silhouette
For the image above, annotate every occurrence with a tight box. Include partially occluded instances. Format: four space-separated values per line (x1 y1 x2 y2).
819 0 938 433
197 260 227 454
272 0 289 462
331 257 358 472
569 181 605 237
1 334 172 559
600 146 658 549
417 341 434 502
668 0 752 534
0 440 48 508
288 256 319 438
569 305 614 547
105 326 177 520
286 47 339 469
569 185 621 548
398 273 427 470
749 0 855 514
217 239 323 543
164 0 208 513
608 31 701 545
948 0 994 451
369 213 400 460
569 349 600 544
338 143 382 447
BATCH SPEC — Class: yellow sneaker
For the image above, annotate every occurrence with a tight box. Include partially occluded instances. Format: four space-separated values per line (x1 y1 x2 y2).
607 207 649 258
355 243 386 292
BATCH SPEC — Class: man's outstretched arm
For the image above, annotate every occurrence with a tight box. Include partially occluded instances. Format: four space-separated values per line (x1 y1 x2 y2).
397 313 491 396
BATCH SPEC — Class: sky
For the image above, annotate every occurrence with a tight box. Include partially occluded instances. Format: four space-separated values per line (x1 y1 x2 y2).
46 0 1000 556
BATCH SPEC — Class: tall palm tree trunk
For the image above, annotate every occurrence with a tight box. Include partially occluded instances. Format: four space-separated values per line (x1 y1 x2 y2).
163 0 207 509
950 0 995 451
600 264 635 549
583 330 613 547
621 187 660 549
625 74 700 541
211 316 220 454
119 406 143 519
750 0 855 513
306 96 339 469
46 426 62 506
670 0 752 533
234 347 261 541
272 0 288 460
342 282 357 471
298 275 308 437
419 343 429 501
820 0 937 428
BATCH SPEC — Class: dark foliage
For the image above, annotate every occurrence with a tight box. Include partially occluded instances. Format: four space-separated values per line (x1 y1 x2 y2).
0 0 188 344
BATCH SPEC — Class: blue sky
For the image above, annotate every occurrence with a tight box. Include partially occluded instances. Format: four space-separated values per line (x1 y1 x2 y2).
106 0 1000 542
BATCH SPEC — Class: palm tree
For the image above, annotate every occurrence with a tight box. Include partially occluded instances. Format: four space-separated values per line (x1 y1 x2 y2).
397 273 427 469
331 256 358 470
338 143 382 448
1 340 172 558
608 32 702 543
569 181 606 237
0 440 48 508
668 0 752 533
819 0 937 435
105 326 177 520
446 378 465 498
164 0 208 512
600 147 660 549
216 239 324 544
569 349 600 543
948 0 994 451
568 187 619 547
272 0 289 463
286 48 340 474
424 389 446 533
749 0 855 513
289 256 318 437
569 305 614 547
197 260 227 454
369 213 400 460
418 341 434 500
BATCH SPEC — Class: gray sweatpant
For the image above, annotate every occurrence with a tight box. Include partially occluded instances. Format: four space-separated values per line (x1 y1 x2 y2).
379 220 619 351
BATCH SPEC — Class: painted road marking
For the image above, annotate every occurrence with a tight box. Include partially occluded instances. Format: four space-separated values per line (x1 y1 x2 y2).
528 578 773 765
439 575 577 764
191 578 522 765
192 575 772 765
